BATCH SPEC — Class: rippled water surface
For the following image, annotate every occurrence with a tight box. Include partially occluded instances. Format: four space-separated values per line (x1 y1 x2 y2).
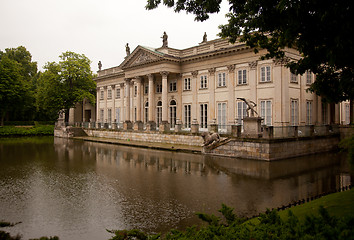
0 136 352 240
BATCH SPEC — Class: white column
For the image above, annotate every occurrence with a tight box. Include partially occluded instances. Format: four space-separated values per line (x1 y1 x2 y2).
124 78 131 122
119 83 125 122
104 86 107 123
161 71 169 122
111 85 116 122
96 87 100 123
147 74 155 122
135 77 142 122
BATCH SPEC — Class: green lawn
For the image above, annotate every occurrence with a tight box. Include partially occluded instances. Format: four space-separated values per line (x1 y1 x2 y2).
278 188 354 221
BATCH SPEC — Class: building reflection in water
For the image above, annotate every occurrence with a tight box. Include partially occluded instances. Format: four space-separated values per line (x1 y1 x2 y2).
52 137 352 233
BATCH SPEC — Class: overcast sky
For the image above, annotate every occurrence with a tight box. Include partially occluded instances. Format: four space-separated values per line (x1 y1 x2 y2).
0 0 230 72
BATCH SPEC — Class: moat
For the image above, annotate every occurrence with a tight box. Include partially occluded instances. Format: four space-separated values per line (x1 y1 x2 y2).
0 136 352 240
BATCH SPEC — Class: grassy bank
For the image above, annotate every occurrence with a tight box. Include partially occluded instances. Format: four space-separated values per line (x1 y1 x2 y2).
0 125 54 136
278 188 354 221
108 189 354 239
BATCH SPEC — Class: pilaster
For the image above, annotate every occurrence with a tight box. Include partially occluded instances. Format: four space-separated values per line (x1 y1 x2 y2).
208 68 216 122
227 64 235 124
192 70 198 124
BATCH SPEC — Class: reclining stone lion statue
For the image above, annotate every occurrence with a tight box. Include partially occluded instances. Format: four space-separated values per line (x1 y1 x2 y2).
201 132 220 147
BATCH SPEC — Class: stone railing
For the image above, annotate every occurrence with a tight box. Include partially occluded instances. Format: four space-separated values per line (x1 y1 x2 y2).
64 121 341 139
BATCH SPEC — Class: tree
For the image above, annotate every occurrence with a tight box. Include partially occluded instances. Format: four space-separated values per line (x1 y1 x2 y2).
36 51 96 122
146 0 354 122
0 46 38 122
0 55 28 125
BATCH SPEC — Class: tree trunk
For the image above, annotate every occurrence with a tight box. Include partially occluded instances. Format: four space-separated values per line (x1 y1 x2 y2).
64 109 69 124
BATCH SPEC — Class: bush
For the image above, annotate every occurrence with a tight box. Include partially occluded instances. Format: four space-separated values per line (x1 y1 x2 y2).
0 125 54 136
107 205 354 240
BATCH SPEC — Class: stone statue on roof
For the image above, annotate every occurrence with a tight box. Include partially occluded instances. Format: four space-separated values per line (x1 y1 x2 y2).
161 31 168 47
203 32 207 43
98 61 102 71
126 43 130 56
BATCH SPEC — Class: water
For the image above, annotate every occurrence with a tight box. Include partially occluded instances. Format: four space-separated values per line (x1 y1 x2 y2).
0 136 352 240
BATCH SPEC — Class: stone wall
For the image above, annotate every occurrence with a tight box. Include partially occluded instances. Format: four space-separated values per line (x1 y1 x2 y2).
203 135 340 161
339 125 354 140
84 129 203 146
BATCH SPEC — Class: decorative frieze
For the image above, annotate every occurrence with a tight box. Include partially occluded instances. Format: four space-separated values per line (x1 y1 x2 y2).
249 61 258 69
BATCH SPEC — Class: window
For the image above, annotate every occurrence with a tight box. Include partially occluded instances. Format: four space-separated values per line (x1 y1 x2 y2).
306 71 312 85
100 90 104 100
260 100 272 125
100 109 104 122
200 103 208 129
200 75 208 89
116 108 120 123
107 89 112 99
108 108 112 123
184 104 191 128
134 85 137 96
322 103 328 124
156 101 162 127
306 101 312 125
144 102 149 123
217 72 226 87
217 102 227 130
290 99 299 126
170 100 177 128
238 69 247 85
156 83 162 93
290 73 298 83
169 81 177 92
144 84 149 95
134 107 137 121
260 66 271 82
116 88 120 99
184 78 191 90
237 101 248 125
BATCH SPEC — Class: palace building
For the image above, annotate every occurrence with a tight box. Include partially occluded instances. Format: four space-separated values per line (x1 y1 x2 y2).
93 34 351 132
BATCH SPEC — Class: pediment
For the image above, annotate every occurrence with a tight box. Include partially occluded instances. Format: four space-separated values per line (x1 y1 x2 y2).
120 46 164 69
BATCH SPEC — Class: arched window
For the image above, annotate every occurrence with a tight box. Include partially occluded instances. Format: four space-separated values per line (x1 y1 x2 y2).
156 101 162 127
169 100 177 128
144 102 149 123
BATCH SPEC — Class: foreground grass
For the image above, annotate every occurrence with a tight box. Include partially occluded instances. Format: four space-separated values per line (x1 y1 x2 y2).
107 189 354 240
0 125 54 136
278 188 354 221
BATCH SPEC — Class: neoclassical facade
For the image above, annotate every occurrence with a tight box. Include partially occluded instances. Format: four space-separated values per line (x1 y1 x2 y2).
94 36 350 132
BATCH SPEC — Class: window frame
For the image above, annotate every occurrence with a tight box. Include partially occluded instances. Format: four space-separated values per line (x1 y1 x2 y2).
156 82 162 93
290 72 298 84
217 72 227 87
169 80 177 92
290 99 299 126
260 100 272 126
184 77 191 91
217 102 227 130
116 88 120 99
306 101 312 125
260 66 271 83
200 75 208 89
184 104 191 128
200 103 208 129
237 69 247 85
